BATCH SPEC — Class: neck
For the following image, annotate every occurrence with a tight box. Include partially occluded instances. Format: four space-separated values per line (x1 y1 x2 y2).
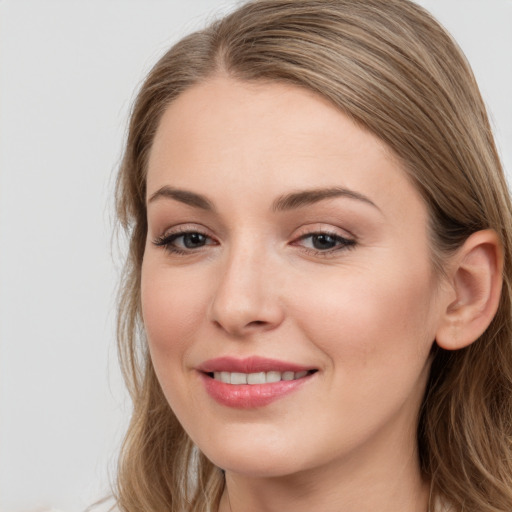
218 422 431 512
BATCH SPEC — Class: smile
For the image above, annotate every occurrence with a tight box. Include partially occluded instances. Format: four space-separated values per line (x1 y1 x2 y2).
209 370 314 385
198 357 318 408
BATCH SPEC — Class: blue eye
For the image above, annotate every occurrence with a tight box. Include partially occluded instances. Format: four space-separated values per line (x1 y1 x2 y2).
296 232 356 253
153 230 215 254
177 232 208 249
153 228 355 257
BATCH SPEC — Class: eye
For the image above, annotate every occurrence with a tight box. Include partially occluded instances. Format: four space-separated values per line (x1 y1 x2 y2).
176 232 209 249
293 231 356 254
153 229 217 254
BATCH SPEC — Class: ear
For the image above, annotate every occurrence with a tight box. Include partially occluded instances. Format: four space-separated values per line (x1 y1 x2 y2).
436 229 503 351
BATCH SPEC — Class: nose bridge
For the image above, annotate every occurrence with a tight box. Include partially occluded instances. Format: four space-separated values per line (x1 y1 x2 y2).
208 235 283 335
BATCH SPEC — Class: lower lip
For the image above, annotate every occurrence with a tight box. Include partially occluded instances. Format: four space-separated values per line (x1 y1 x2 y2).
200 372 314 409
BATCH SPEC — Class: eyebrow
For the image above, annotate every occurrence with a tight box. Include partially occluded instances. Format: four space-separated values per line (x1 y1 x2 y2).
272 187 380 213
148 186 215 211
147 185 380 213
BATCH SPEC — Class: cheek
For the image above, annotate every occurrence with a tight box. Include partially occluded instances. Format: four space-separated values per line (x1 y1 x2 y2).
141 258 207 367
285 263 438 449
140 258 215 426
291 261 437 376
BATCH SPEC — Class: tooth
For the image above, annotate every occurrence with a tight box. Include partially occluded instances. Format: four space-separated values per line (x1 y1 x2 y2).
266 371 281 383
247 372 266 384
213 370 310 384
231 372 247 385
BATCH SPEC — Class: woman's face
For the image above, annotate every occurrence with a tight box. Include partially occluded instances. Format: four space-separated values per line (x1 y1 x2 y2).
142 76 448 478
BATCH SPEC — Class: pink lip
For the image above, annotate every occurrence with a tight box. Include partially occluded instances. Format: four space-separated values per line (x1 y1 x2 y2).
197 356 312 373
197 356 317 409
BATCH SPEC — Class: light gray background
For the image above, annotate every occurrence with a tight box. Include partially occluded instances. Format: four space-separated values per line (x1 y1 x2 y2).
0 1 510 511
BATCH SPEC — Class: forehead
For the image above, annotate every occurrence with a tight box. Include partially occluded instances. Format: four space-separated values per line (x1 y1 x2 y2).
146 75 424 224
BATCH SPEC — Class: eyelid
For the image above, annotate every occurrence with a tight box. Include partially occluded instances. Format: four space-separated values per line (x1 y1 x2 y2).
151 222 356 257
152 224 218 254
291 223 356 241
155 223 213 239
293 232 355 247
289 225 357 256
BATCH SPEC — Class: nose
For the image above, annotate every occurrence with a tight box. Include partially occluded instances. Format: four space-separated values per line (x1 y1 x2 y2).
207 243 285 337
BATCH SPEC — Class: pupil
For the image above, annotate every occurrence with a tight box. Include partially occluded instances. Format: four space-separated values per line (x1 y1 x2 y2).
184 233 206 248
312 234 336 250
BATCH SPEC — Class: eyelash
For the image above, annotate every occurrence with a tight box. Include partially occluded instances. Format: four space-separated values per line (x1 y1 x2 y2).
152 229 356 257
153 228 215 256
293 231 356 257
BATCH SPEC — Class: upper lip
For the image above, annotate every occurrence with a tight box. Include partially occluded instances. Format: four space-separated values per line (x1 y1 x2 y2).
197 356 315 374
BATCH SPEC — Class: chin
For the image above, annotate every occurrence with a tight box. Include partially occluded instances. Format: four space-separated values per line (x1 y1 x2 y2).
197 430 313 478
212 453 304 479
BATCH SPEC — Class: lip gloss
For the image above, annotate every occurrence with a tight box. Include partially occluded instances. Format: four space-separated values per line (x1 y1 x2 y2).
197 356 316 409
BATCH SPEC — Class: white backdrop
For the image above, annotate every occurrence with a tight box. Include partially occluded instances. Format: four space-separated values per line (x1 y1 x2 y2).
0 1 510 511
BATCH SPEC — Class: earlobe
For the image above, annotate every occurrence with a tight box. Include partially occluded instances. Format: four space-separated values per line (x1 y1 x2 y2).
436 229 503 351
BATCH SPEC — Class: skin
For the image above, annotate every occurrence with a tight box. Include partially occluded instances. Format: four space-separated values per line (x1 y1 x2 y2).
141 76 456 512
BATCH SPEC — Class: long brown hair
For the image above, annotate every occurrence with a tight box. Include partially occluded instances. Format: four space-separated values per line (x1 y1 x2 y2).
115 1 512 510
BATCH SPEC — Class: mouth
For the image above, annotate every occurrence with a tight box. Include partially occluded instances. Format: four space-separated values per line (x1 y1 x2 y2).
197 357 318 408
205 369 317 385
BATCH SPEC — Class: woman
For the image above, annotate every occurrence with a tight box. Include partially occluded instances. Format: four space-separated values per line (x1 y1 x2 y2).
114 0 512 510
